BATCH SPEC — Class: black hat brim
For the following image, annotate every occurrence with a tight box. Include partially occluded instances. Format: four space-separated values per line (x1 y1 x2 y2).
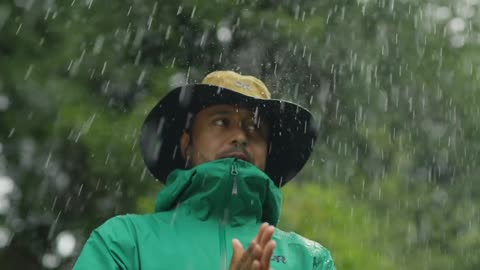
140 84 319 186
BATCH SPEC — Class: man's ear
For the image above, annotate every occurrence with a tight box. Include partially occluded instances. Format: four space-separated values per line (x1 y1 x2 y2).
180 130 191 159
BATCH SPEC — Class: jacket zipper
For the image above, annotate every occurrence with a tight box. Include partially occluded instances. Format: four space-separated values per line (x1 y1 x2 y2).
220 160 239 270
231 161 238 195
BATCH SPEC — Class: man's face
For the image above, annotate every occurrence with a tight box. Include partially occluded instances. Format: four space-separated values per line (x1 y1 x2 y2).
180 104 269 170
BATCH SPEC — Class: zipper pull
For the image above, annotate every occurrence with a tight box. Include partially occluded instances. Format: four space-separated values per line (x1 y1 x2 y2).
231 163 238 175
231 163 238 195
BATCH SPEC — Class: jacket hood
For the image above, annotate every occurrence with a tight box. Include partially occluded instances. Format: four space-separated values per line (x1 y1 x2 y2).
155 158 282 226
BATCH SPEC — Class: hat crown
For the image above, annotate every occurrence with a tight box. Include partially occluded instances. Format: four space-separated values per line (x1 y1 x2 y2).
202 71 271 99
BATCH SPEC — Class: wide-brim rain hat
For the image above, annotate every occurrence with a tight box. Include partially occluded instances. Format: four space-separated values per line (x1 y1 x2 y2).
140 71 318 186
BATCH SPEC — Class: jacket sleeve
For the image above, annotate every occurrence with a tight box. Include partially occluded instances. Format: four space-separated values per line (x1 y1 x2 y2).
73 216 138 270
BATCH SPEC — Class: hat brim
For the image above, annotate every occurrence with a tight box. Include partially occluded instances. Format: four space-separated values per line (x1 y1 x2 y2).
140 84 319 186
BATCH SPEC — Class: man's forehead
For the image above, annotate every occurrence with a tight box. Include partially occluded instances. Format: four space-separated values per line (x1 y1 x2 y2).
201 104 260 117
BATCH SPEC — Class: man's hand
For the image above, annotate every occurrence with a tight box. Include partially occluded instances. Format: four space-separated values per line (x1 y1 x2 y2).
229 223 276 270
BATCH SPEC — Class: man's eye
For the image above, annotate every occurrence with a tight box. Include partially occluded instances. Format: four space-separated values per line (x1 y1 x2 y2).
245 122 258 132
213 119 228 126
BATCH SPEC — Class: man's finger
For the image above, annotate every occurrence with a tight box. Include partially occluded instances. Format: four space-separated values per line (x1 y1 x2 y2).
260 240 276 269
231 240 262 270
252 259 261 270
259 225 275 247
230 239 245 270
246 240 262 263
238 240 258 269
230 224 276 270
254 223 268 243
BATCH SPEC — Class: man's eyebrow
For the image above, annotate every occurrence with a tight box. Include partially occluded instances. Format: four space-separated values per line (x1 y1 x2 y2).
207 110 234 117
206 108 261 120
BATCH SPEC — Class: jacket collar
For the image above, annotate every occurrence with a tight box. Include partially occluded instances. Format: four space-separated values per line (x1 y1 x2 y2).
155 158 282 226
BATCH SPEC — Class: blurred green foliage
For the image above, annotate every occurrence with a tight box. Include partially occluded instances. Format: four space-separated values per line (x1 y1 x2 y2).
1 0 479 269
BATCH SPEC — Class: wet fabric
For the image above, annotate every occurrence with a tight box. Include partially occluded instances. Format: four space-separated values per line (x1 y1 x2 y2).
73 158 336 270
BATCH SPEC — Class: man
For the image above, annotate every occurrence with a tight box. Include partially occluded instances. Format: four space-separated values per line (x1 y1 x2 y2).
74 71 336 269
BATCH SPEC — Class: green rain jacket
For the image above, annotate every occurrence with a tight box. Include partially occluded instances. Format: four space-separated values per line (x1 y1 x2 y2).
74 158 335 270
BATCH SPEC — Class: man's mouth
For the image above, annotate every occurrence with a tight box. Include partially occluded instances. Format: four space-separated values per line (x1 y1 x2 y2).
220 151 251 162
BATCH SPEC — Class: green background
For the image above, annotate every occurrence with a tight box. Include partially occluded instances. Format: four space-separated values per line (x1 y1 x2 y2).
1 0 479 269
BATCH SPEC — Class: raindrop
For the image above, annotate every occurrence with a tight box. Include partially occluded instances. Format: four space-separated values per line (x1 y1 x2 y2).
0 176 15 198
7 128 14 138
216 26 232 44
93 35 105 54
0 197 10 214
24 64 33 80
42 253 61 269
0 5 11 31
101 61 107 75
170 203 180 224
77 184 83 197
15 23 22 35
294 5 300 20
199 30 208 48
190 6 196 19
86 0 94 9
55 231 76 257
169 72 187 88
0 226 11 248
44 8 52 21
48 210 62 240
140 168 147 181
104 152 110 165
433 6 451 21
102 80 110 94
137 69 146 85
448 17 466 33
456 4 475 18
0 95 9 111
450 34 465 48
20 139 35 168
165 25 172 40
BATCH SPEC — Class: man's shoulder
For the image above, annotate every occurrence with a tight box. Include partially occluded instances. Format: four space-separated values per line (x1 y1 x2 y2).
274 228 335 269
275 228 326 250
94 213 168 236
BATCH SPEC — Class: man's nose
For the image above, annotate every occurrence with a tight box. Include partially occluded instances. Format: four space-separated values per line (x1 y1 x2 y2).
230 123 248 146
